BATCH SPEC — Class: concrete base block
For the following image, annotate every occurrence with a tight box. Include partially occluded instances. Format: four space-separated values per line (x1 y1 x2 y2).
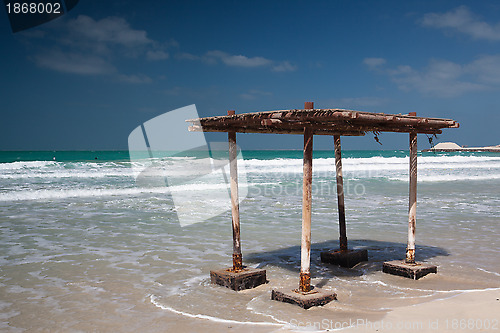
383 260 437 280
321 249 368 268
271 287 337 309
210 267 267 291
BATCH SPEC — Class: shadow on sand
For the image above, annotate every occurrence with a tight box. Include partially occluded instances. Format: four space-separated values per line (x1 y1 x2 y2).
244 239 449 286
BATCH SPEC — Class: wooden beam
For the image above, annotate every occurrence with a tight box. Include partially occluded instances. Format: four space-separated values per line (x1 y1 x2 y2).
188 124 442 135
187 109 459 131
188 125 366 136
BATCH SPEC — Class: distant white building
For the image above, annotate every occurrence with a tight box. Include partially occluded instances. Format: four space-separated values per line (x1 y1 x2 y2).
424 142 500 152
431 142 462 150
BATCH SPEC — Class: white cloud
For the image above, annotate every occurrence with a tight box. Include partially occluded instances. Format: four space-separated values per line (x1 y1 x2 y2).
362 56 500 97
363 57 386 69
118 74 153 84
67 15 153 48
422 6 500 41
178 49 296 72
466 54 500 84
26 15 172 82
34 50 115 75
389 59 485 97
146 50 169 61
272 61 297 72
205 50 272 67
175 52 200 61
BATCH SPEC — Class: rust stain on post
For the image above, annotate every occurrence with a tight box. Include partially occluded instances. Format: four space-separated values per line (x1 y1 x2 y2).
299 272 311 292
334 135 348 251
406 131 417 264
304 102 314 109
300 102 314 292
228 110 242 271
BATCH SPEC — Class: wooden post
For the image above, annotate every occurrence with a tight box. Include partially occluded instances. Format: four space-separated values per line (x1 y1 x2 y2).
334 135 348 251
228 110 242 271
211 111 267 289
406 131 417 264
300 102 314 292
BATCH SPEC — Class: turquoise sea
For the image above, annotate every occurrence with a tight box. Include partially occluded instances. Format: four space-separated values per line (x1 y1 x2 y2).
0 150 499 331
2 149 497 163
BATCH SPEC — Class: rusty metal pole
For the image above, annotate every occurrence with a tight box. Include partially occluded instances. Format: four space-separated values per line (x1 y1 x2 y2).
406 131 417 264
300 102 314 292
228 110 242 271
334 135 348 251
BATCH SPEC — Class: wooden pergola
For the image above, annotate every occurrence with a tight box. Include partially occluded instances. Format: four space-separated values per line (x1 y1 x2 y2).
187 102 459 307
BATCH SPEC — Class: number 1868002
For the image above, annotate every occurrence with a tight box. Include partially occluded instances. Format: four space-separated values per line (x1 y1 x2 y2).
5 1 62 14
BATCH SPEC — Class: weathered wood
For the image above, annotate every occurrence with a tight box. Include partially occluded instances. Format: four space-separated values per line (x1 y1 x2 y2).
406 131 417 264
186 108 459 136
354 112 453 128
189 125 366 136
188 124 443 135
300 123 314 292
189 114 449 129
228 110 242 271
334 135 348 251
188 108 457 125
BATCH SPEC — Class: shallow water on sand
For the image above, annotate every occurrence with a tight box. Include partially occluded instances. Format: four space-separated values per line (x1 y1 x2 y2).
0 151 499 331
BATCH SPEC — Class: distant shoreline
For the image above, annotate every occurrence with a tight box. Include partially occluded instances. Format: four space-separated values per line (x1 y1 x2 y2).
422 148 500 152
423 142 500 153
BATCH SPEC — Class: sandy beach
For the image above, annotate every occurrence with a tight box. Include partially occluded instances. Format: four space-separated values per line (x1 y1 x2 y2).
313 289 500 333
148 283 500 333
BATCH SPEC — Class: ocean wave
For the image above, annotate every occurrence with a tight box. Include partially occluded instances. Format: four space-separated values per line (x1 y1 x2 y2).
0 160 58 170
0 171 134 179
0 182 255 202
2 155 499 182
389 174 500 182
240 155 500 174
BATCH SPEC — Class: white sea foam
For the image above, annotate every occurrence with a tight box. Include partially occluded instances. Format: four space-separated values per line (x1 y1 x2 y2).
390 173 500 182
0 160 58 170
149 295 282 327
477 268 500 277
0 170 134 179
0 182 256 202
2 155 499 183
240 155 500 178
246 297 291 325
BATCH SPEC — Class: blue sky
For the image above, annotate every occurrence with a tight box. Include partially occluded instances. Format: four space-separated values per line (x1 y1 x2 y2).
1 0 499 150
